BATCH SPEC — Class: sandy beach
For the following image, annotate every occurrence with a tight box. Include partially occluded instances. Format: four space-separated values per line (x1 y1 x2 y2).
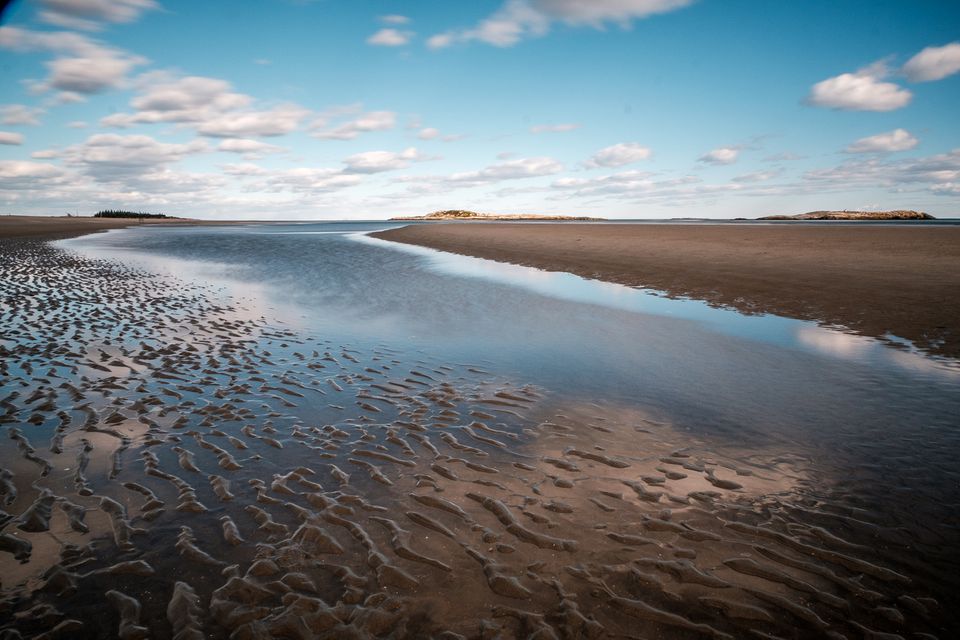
0 215 212 240
373 222 960 357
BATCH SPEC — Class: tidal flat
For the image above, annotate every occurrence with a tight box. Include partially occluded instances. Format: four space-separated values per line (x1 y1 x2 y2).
1 223 958 639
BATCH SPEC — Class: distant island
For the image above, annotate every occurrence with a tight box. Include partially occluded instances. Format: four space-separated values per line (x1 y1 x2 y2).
94 210 178 219
390 209 603 221
759 210 935 221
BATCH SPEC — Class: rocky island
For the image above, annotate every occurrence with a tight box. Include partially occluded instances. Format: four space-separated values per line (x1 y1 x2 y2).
760 210 935 221
390 209 603 221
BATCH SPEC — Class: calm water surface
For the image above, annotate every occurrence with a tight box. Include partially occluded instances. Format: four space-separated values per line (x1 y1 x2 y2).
59 222 960 442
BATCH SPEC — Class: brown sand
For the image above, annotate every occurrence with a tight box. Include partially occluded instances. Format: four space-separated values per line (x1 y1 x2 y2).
0 215 189 239
373 222 960 357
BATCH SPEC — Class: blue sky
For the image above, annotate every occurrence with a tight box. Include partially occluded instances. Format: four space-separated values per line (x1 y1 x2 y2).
1 0 959 219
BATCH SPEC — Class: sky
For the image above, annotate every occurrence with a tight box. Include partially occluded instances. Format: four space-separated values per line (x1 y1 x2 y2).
0 0 959 220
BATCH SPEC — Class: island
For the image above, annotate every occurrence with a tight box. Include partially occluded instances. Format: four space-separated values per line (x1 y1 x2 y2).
390 209 604 221
759 210 935 221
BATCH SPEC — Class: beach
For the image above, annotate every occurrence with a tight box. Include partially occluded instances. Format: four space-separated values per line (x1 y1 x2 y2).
1 222 958 639
0 215 207 239
373 222 960 357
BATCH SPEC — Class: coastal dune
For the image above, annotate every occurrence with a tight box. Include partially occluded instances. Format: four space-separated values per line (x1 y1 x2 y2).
373 223 960 357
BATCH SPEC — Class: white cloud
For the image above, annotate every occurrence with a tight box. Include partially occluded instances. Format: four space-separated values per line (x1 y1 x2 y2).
417 127 440 140
380 15 411 25
803 148 960 196
530 123 580 134
0 104 44 125
262 168 362 194
0 160 69 188
426 33 455 50
221 163 267 177
902 42 960 82
37 0 158 30
589 142 652 167
312 111 396 140
99 74 308 138
732 169 782 183
533 0 694 25
47 54 143 93
699 147 739 165
845 129 918 154
102 74 254 128
428 0 692 48
195 105 308 138
343 147 426 173
217 139 285 158
448 156 563 185
0 26 145 94
0 132 25 145
61 133 208 179
807 67 911 112
548 170 750 204
367 29 414 46
133 75 251 113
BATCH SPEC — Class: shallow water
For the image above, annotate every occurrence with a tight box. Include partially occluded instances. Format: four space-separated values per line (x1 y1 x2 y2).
0 223 958 638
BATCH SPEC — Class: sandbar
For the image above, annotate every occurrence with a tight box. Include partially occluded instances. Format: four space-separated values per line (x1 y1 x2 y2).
373 222 960 357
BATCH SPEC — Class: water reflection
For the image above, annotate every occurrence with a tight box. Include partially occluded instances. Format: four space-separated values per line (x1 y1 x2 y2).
356 231 960 379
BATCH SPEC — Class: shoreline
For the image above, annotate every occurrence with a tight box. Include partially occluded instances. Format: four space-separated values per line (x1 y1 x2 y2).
372 222 960 358
0 215 244 240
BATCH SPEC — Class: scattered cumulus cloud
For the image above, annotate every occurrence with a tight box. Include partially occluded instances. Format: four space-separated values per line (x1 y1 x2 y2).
0 160 69 188
60 133 208 179
807 64 911 112
217 139 285 158
588 142 652 167
262 168 362 194
0 104 44 126
0 26 146 94
428 0 693 48
699 147 739 165
732 169 782 183
312 111 396 140
367 28 414 46
417 127 440 140
845 129 918 154
0 132 25 145
448 156 563 185
100 73 308 138
530 123 580 134
803 148 960 196
380 15 411 25
343 147 427 174
902 42 960 82
195 105 308 138
37 0 159 31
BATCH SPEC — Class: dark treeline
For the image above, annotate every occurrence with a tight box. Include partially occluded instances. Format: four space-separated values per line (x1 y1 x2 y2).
94 210 175 219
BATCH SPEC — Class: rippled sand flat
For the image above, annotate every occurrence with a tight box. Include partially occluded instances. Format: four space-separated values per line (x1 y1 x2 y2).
1 237 958 639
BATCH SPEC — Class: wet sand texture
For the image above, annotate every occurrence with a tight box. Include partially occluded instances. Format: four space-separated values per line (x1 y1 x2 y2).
373 223 960 357
0 235 957 638
0 216 207 240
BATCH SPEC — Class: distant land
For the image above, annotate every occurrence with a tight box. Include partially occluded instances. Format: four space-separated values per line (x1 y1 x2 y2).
759 210 935 221
94 210 178 219
390 209 604 221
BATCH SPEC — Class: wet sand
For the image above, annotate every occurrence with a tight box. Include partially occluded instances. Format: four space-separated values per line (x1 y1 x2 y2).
1 232 958 638
0 215 197 240
373 223 960 357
